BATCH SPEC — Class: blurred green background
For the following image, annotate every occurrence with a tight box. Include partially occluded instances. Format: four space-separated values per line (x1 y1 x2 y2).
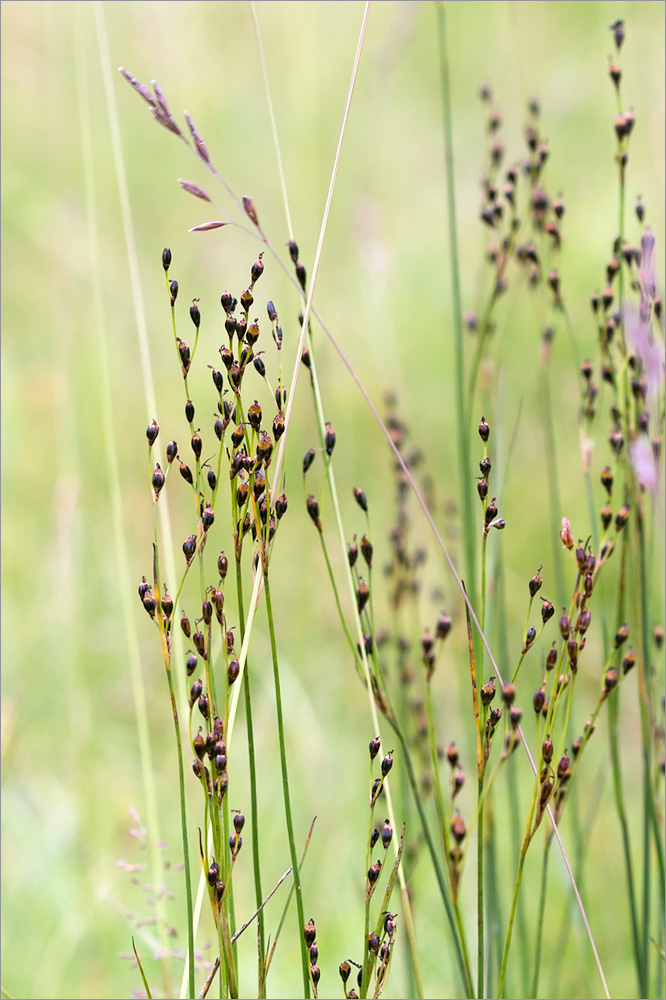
2 2 664 998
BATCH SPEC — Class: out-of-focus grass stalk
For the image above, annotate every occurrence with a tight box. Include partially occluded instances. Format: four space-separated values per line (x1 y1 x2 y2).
263 574 311 998
77 22 174 1000
94 5 195 993
436 1 477 606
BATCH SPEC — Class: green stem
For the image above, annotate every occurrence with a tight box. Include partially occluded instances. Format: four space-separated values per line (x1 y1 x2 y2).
235 560 266 996
497 793 537 999
436 1 477 605
263 574 311 999
165 666 196 999
531 839 551 998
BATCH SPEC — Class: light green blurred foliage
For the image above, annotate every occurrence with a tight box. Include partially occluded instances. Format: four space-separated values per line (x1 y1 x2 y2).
1 2 664 998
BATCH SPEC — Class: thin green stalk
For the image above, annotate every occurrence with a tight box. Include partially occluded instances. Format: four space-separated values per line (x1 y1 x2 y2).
531 840 551 998
497 789 538 999
263 574 311 999
436 1 477 605
166 666 196 999
235 561 266 996
78 25 173 998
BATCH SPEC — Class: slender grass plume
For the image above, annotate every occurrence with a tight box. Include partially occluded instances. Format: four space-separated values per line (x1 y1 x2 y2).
113 7 663 1000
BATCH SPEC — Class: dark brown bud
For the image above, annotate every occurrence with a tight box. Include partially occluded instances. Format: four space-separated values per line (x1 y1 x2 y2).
477 477 488 501
381 753 393 777
306 494 321 531
501 683 516 706
182 534 197 563
251 257 264 282
451 814 466 844
152 463 165 497
169 279 179 306
324 423 336 457
557 752 570 781
304 919 316 947
436 612 452 640
367 860 382 886
296 262 307 290
357 580 370 613
353 486 368 512
191 432 202 461
360 534 373 569
509 706 522 729
522 627 536 653
614 622 629 648
369 736 381 760
370 827 379 849
479 456 492 478
381 819 393 849
622 649 636 675
601 504 613 530
559 612 570 639
577 608 592 635
181 612 191 638
542 736 553 764
481 677 496 705
247 400 262 432
533 687 546 714
453 768 465 797
615 506 630 530
529 567 543 596
541 599 555 623
546 642 557 671
540 779 553 809
228 660 240 684
478 416 490 442
303 449 315 474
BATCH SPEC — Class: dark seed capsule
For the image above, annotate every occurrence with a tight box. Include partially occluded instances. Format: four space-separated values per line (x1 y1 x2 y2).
146 419 159 446
198 694 209 719
306 494 321 529
381 753 393 777
152 464 165 496
353 486 368 511
324 424 336 456
142 590 156 617
251 258 264 282
533 687 546 714
303 448 316 474
247 400 262 432
233 812 245 834
479 456 491 477
348 542 358 567
182 534 197 562
481 678 496 705
304 919 316 947
190 300 201 328
166 440 178 463
186 652 198 676
162 247 172 271
356 580 370 613
541 599 555 623
451 814 466 844
169 279 179 305
502 683 516 706
381 819 393 849
622 649 636 674
368 861 382 886
310 965 320 987
339 961 351 984
191 432 202 460
477 478 488 501
310 945 319 968
218 552 228 579
179 460 194 486
181 612 192 638
484 497 498 525
207 860 219 886
275 385 286 409
296 262 307 290
542 736 553 763
360 534 373 569
478 416 490 442
369 736 381 759
370 827 379 849
253 356 266 378
189 678 203 707
228 660 240 684
529 567 543 596
185 399 195 423
207 469 217 491
275 491 288 519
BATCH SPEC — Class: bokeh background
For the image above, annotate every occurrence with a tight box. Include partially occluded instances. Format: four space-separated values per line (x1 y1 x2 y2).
2 2 664 998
